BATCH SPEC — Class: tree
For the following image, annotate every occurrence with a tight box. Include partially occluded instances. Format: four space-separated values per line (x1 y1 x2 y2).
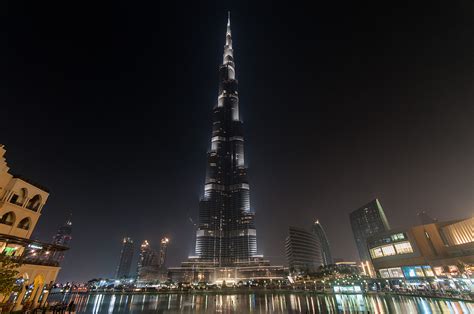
0 255 21 302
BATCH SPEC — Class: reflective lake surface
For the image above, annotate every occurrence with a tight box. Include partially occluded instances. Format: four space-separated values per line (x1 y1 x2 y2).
48 292 474 313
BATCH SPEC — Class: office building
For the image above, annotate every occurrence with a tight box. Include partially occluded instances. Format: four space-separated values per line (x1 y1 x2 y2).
51 215 72 262
285 226 322 274
349 199 390 262
137 240 159 279
116 237 134 279
158 237 169 268
311 220 333 266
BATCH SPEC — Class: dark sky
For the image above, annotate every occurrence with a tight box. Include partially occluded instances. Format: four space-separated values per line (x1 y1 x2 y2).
1 0 474 282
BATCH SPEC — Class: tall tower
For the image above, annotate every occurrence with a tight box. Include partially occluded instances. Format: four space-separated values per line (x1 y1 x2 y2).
311 220 333 266
116 237 134 279
137 240 158 279
349 199 390 262
158 237 169 268
194 13 258 266
52 215 73 261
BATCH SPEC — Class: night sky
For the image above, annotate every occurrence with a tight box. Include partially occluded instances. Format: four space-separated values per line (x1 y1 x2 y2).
2 0 474 282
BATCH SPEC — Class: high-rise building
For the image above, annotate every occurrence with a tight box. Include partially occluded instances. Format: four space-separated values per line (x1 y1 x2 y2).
417 210 438 225
193 12 258 266
285 226 323 274
349 199 390 262
52 215 72 262
169 14 286 283
0 145 68 310
311 220 333 266
158 237 169 268
137 240 158 279
116 237 134 279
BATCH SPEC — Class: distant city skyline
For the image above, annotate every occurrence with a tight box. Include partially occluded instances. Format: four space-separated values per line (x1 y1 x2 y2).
3 1 474 282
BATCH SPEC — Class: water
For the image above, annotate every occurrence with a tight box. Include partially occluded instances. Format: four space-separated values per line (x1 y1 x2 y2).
48 292 474 313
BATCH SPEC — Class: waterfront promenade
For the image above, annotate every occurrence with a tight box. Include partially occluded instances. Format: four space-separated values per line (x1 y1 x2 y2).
42 290 474 313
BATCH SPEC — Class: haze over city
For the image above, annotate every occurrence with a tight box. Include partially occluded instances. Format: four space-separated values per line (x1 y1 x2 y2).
2 0 474 284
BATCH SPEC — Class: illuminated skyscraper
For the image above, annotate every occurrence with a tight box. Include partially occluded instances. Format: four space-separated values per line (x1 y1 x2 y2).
137 240 158 279
159 237 169 268
311 220 333 266
169 14 286 283
116 237 134 278
52 215 72 261
350 199 390 262
193 13 259 266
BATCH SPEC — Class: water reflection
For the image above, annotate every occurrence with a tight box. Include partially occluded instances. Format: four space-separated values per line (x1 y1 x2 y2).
48 292 474 313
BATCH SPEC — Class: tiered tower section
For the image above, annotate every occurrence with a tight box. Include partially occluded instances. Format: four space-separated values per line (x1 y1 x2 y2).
194 13 258 266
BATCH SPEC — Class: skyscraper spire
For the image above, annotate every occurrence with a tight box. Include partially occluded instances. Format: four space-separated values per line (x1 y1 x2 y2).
193 14 257 266
223 11 234 70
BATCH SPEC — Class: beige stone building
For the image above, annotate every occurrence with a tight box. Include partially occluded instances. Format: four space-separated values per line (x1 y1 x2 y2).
367 216 474 281
0 145 67 310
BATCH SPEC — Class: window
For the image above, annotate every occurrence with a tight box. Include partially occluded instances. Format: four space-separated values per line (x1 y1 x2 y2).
0 212 15 226
370 247 383 259
379 269 390 278
381 244 396 256
17 217 31 230
391 233 405 241
394 241 413 254
388 267 404 278
422 266 434 277
26 195 42 211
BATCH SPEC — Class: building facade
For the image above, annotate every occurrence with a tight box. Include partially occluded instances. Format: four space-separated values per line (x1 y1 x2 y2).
367 216 474 282
158 237 169 268
311 220 333 266
51 215 72 262
285 226 323 274
169 14 285 283
116 237 134 279
193 13 259 266
349 199 390 262
0 145 67 310
137 240 158 279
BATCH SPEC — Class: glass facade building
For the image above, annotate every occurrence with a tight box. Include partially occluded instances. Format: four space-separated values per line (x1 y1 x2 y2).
285 226 323 274
52 215 72 262
311 220 333 266
349 199 390 262
193 14 259 266
116 237 134 279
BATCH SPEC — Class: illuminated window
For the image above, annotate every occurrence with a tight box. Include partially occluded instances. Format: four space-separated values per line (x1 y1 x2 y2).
381 245 396 256
391 233 405 241
388 267 404 278
422 266 434 277
370 247 383 259
394 241 413 254
379 269 390 278
402 266 424 278
415 266 424 277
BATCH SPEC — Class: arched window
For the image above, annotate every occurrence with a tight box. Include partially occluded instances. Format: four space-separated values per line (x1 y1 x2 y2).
0 212 15 226
10 188 28 206
26 195 42 212
17 217 31 230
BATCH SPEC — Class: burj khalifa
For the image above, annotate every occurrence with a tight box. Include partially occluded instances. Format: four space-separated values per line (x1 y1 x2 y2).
194 13 258 266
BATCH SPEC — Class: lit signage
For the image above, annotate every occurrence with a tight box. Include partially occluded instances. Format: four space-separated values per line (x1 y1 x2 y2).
28 244 43 250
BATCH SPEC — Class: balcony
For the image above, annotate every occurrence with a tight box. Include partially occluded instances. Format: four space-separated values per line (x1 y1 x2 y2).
0 234 68 267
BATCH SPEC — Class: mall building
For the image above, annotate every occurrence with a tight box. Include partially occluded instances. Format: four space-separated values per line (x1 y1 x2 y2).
0 145 67 310
367 216 473 283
